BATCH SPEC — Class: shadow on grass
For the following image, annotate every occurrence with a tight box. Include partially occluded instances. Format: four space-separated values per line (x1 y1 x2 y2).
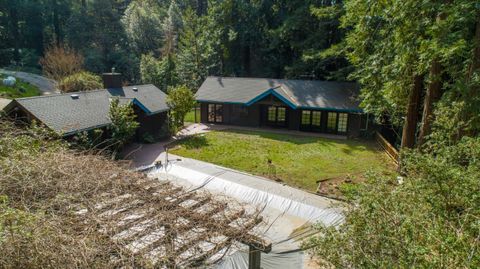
176 135 209 150
216 129 380 155
217 128 323 145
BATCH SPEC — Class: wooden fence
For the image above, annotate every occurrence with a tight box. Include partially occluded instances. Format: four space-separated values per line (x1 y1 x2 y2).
375 131 399 164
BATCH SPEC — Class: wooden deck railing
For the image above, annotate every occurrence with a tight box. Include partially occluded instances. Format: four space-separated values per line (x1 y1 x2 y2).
375 131 399 164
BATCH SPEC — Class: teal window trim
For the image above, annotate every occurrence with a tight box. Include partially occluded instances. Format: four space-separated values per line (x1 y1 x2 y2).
297 106 363 113
197 99 245 105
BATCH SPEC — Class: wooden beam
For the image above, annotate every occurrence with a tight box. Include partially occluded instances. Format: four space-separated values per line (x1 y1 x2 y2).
248 245 261 269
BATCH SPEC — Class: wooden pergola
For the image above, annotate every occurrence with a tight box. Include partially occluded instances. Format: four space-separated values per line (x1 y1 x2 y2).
78 179 271 268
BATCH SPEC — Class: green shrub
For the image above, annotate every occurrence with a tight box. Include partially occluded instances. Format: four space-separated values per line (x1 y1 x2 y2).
59 71 102 93
71 128 105 149
306 138 480 268
166 85 195 129
141 132 155 144
107 98 139 153
338 181 361 201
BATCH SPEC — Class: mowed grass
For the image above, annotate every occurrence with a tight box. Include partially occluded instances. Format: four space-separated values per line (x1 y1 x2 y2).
170 130 392 192
0 74 41 98
184 107 200 123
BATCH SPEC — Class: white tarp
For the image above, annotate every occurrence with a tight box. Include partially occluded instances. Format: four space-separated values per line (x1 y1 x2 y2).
216 249 305 269
146 153 344 269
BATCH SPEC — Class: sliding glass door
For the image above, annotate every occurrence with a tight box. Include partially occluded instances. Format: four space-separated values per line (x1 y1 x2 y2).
300 110 349 134
300 110 322 132
208 104 223 123
326 112 348 134
266 105 287 127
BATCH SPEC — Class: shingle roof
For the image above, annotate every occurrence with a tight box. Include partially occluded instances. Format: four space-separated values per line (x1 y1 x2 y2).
0 98 11 111
196 77 362 112
11 85 168 135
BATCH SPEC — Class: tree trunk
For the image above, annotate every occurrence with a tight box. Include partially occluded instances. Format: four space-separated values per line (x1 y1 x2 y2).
53 0 62 46
468 13 480 79
401 74 424 149
418 59 442 146
9 3 20 63
243 43 251 76
196 0 207 16
459 10 480 138
417 8 450 146
81 0 87 16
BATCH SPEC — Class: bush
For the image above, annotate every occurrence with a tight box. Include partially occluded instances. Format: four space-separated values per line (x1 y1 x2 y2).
306 138 480 268
0 120 261 267
19 48 41 68
71 128 105 149
59 71 102 93
39 45 84 81
140 53 177 93
166 85 195 129
141 132 155 143
107 98 139 153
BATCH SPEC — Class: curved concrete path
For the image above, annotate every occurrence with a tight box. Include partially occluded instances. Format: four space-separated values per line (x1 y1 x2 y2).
0 69 58 95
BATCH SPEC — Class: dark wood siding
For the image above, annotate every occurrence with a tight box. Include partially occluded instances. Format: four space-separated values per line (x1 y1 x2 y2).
288 109 300 130
134 106 169 139
199 102 363 138
200 103 208 123
347 113 362 138
200 103 260 127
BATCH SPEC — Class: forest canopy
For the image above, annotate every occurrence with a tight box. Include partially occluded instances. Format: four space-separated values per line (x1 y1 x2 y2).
1 0 480 267
0 0 349 86
2 0 478 148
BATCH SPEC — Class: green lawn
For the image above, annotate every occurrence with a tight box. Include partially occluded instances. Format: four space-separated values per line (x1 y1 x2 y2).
0 74 41 98
184 107 200 123
170 130 393 192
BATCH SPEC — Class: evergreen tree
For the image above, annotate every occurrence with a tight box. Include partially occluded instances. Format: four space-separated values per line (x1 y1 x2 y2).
122 0 165 56
162 0 182 56
140 53 178 93
338 0 479 148
176 8 219 90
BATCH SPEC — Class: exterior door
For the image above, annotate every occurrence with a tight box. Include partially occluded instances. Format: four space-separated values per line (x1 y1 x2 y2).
326 112 349 134
208 104 223 123
266 105 287 127
300 110 322 132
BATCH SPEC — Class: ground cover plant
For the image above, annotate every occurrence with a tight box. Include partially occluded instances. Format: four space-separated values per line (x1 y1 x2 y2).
306 138 480 268
0 120 264 268
0 73 41 98
170 130 392 192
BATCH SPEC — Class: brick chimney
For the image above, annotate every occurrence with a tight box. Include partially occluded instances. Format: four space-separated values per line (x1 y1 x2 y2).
102 68 122 88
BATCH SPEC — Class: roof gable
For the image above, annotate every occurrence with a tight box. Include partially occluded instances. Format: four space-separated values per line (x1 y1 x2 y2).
245 87 297 109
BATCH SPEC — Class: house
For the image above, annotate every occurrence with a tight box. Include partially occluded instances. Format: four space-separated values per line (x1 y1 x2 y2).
4 73 169 139
196 77 366 137
0 98 11 112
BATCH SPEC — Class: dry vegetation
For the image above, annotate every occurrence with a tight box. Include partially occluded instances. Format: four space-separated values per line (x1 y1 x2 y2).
0 120 266 268
39 45 84 81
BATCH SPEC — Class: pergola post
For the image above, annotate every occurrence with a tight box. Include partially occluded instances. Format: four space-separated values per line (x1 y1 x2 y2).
248 245 261 269
194 103 198 123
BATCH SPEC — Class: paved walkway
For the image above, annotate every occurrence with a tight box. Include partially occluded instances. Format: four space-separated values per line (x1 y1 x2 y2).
0 69 58 95
122 123 346 167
